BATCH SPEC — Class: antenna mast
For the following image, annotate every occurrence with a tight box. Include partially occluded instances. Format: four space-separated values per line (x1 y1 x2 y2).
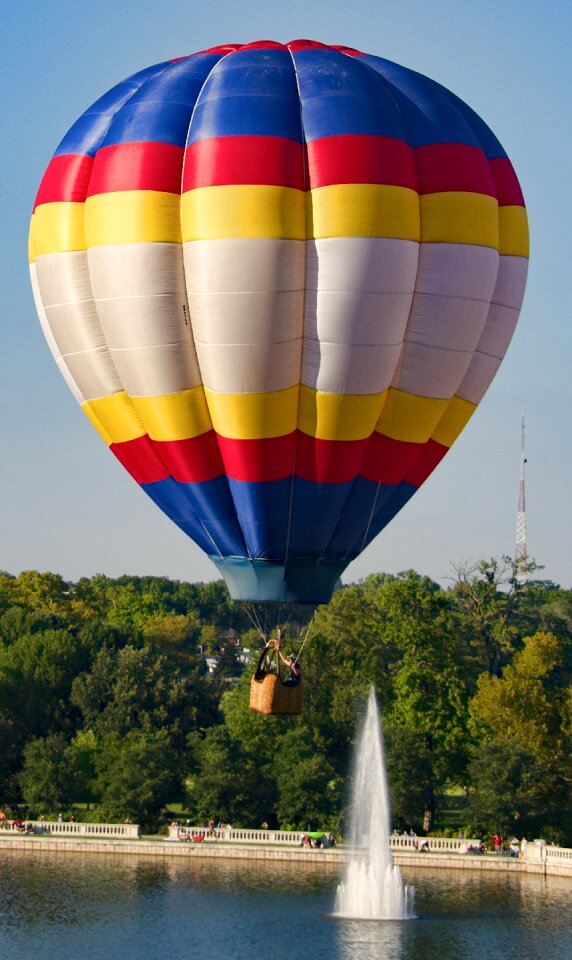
515 415 527 570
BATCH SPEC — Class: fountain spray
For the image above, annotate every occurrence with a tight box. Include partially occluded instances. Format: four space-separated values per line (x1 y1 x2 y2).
335 686 415 919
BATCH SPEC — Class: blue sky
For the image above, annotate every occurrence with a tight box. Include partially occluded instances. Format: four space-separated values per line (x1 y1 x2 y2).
2 0 571 589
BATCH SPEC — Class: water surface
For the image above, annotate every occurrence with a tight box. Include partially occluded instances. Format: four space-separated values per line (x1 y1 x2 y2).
0 852 570 960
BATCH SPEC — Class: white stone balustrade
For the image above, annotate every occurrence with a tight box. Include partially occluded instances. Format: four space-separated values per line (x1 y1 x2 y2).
3 820 140 839
167 825 481 852
169 825 306 844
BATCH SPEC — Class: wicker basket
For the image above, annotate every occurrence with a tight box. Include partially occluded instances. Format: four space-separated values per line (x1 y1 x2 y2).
249 646 303 716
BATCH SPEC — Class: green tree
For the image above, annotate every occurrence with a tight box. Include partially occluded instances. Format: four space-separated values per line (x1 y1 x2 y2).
19 733 76 812
469 631 572 842
273 728 341 831
96 730 179 828
373 573 470 831
467 739 561 839
71 644 216 743
385 726 434 832
186 726 277 826
0 628 91 740
451 557 543 676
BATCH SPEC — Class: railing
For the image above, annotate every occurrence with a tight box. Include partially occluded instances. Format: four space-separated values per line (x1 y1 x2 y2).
522 839 572 867
546 845 572 863
169 825 306 845
390 835 482 853
5 821 571 866
1 820 140 839
167 826 480 852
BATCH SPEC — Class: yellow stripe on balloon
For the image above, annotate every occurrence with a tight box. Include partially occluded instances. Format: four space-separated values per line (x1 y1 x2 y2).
420 192 499 248
298 386 387 441
131 388 212 441
432 396 476 447
205 386 299 439
29 202 86 260
85 191 182 246
307 184 420 241
82 392 145 445
82 387 212 444
376 389 449 444
181 185 306 241
498 206 529 257
81 383 481 448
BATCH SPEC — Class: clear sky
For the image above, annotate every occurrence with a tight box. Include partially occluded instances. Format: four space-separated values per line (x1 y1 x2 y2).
2 0 571 589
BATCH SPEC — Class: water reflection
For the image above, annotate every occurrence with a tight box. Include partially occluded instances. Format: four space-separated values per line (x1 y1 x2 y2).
0 853 570 960
336 918 406 960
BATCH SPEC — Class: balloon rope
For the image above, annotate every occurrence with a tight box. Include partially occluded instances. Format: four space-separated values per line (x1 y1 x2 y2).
242 602 267 642
293 609 318 665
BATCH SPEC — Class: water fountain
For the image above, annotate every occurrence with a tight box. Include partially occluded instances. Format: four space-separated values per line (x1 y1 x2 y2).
335 686 415 919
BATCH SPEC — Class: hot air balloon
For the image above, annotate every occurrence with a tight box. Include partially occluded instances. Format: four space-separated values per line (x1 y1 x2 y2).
29 39 528 606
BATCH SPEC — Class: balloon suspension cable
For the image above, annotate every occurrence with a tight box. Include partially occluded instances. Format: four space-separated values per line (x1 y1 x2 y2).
292 609 318 665
241 601 295 646
241 602 267 643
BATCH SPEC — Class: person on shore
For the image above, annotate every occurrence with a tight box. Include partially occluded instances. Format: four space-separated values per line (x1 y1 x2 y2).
493 834 502 855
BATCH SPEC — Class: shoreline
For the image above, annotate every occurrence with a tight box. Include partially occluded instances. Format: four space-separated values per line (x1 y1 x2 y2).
1 835 571 879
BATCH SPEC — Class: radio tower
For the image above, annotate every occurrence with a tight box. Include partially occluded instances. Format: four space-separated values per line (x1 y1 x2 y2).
515 415 528 575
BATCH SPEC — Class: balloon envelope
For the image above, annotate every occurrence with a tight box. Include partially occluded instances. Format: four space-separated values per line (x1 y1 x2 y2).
29 40 528 603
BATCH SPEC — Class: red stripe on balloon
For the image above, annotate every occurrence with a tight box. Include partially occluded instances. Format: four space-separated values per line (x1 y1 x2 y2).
182 137 305 190
87 142 184 197
414 142 496 197
189 44 242 56
157 433 226 482
111 430 447 489
307 135 417 189
34 154 94 209
111 436 170 485
359 433 425 485
329 44 365 56
111 432 225 485
240 40 287 50
488 157 525 206
403 439 448 487
295 434 370 483
217 434 296 481
288 39 334 52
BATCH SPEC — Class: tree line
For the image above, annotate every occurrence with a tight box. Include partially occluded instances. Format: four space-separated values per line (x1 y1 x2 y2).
0 561 570 842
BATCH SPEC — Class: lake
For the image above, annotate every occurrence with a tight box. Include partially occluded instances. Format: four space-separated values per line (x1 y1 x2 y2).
0 852 570 960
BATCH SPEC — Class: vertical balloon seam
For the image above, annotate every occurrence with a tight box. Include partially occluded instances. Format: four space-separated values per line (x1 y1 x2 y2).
303 49 408 570
298 49 444 570
352 60 442 561
30 64 171 416
129 56 239 562
184 47 294 567
288 47 380 571
316 53 422 566
353 59 421 562
433 82 527 408
346 58 520 564
282 44 307 573
337 57 473 563
178 49 252 563
89 57 227 561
